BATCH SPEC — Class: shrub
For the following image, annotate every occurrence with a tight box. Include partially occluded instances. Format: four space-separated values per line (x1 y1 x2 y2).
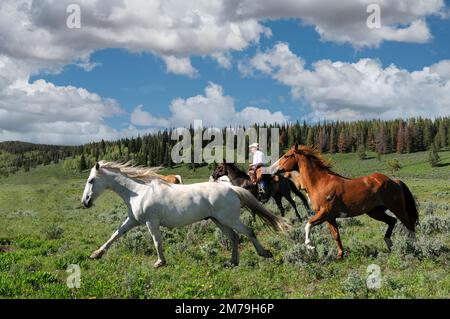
286 226 305 242
200 241 219 258
283 243 314 266
122 267 153 299
420 215 450 235
419 238 448 260
304 264 324 280
123 228 153 255
342 271 368 299
392 234 448 261
42 224 64 240
422 202 435 215
283 241 335 266
387 159 401 176
214 228 229 249
26 271 58 290
266 236 283 251
340 218 363 227
347 238 379 258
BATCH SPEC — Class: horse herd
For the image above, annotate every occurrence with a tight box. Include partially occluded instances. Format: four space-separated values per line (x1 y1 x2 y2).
81 144 419 267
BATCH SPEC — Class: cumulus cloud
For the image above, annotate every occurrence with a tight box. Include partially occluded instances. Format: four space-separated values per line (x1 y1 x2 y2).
0 55 134 145
0 0 445 75
162 56 198 78
130 82 288 128
241 43 450 120
131 105 170 127
234 0 445 47
0 0 271 76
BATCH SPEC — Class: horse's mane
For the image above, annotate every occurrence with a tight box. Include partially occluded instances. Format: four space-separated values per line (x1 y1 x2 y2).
297 146 333 171
98 161 166 183
224 162 249 178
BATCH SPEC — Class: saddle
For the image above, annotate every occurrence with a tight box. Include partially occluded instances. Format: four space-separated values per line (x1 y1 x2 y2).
248 165 279 185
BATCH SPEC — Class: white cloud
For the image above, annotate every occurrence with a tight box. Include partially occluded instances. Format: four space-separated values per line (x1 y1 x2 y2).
211 52 233 69
162 56 198 78
241 43 450 120
0 0 271 77
235 0 445 47
130 82 288 128
0 55 135 145
130 105 170 127
0 0 445 76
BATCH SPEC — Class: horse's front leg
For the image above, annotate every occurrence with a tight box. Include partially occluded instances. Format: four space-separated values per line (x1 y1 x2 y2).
304 208 328 251
90 217 138 259
146 220 166 268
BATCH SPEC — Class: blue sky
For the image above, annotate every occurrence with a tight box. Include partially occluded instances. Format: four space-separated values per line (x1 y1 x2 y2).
1 0 449 144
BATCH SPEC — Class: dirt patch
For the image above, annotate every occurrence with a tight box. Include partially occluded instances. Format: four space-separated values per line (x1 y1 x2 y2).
0 239 12 252
0 245 12 253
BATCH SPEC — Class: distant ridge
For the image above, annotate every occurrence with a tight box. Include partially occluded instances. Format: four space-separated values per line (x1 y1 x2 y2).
0 141 76 154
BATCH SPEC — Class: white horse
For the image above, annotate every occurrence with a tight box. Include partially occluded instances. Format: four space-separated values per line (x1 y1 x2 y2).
81 161 289 267
208 175 232 185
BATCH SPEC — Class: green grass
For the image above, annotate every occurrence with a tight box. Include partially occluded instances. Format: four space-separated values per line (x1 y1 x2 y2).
0 151 449 299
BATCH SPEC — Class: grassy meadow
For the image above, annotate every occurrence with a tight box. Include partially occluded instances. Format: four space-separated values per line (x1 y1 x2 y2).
0 151 449 298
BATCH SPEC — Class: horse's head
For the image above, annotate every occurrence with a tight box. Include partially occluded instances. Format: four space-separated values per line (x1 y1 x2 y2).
212 162 227 180
271 143 300 174
81 162 108 208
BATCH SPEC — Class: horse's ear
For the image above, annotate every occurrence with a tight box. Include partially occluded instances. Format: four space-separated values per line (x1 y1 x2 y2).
293 142 299 150
95 162 100 170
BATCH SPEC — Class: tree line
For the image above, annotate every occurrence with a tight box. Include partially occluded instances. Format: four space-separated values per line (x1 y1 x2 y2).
1 116 449 176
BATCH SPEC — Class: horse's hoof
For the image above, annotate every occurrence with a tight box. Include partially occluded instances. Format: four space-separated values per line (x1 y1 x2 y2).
154 260 166 268
260 250 273 258
89 250 105 259
226 260 239 267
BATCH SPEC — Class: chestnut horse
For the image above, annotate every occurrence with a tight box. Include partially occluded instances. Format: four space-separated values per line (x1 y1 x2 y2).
159 174 183 184
270 143 419 258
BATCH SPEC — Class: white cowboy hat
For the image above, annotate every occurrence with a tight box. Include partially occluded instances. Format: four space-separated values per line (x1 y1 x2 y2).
249 143 259 149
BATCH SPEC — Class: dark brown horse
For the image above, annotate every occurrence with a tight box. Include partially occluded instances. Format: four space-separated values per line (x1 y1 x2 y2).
271 143 419 258
212 162 310 219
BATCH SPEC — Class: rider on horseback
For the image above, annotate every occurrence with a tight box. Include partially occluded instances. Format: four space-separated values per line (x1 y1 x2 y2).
249 143 270 201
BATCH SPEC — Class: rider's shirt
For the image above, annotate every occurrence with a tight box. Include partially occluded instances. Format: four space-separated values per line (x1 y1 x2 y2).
252 150 266 166
251 150 268 175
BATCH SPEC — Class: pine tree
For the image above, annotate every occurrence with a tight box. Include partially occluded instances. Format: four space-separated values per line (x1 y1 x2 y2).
357 145 367 160
306 128 314 147
376 125 388 154
79 153 87 172
387 159 401 177
329 128 337 153
438 121 447 149
338 130 348 153
428 142 441 167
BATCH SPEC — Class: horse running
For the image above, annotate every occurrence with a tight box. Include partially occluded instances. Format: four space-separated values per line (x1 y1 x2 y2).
81 161 289 267
271 144 419 258
212 162 310 219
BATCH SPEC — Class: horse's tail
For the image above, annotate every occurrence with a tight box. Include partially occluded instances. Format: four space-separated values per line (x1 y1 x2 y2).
230 186 291 233
287 179 310 210
175 175 183 184
397 180 419 229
